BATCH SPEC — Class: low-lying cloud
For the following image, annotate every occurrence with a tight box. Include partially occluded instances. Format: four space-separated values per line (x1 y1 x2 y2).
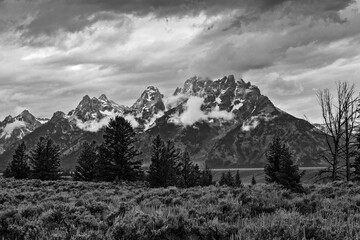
0 120 26 139
169 96 234 126
75 113 139 132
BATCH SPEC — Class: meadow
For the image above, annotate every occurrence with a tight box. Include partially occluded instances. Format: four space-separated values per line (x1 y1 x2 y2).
0 178 360 240
211 167 326 184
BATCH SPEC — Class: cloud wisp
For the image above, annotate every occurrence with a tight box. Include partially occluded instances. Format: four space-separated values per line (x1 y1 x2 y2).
169 96 234 126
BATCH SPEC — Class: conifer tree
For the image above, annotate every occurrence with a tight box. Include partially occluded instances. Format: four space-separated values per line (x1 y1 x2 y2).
179 149 201 187
264 136 304 192
225 170 234 186
200 164 213 186
161 140 181 187
74 141 98 181
264 137 283 183
29 137 61 180
148 135 166 187
219 172 226 186
5 142 30 179
235 170 242 187
251 175 257 185
96 116 142 181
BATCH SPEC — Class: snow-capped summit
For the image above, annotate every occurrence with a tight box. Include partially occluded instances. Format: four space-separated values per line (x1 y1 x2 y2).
0 110 48 154
172 75 263 113
98 94 108 102
131 86 165 119
68 94 126 122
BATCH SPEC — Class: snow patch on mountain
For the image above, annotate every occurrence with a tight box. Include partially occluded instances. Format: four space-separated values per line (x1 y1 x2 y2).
169 96 234 126
36 118 49 125
241 114 277 131
241 117 259 131
0 120 27 139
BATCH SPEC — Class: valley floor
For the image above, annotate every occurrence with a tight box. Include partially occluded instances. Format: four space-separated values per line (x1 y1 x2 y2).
0 179 360 240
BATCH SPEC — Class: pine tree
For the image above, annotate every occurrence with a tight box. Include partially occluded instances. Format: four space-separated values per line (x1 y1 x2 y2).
5 142 30 179
264 136 304 192
277 152 304 192
225 170 234 186
200 164 213 186
251 175 257 185
219 172 226 186
74 141 98 181
29 137 61 180
264 136 283 183
96 116 142 182
148 135 166 187
147 137 181 187
162 140 181 187
179 149 201 188
235 170 242 187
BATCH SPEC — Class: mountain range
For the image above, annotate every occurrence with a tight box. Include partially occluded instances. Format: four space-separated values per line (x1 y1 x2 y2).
0 75 327 170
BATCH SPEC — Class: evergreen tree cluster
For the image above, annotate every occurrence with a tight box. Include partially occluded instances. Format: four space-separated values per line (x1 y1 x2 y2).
4 116 213 187
264 136 304 192
147 135 213 188
219 170 243 187
74 116 143 182
4 137 61 180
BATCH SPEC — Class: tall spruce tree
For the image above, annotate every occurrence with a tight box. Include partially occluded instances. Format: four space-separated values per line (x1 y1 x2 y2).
5 142 30 179
225 170 234 187
29 137 61 180
264 137 283 183
264 136 304 192
162 140 181 187
251 175 257 185
96 116 142 182
148 137 182 187
148 135 166 187
277 150 304 192
200 164 213 186
235 170 242 187
74 141 98 181
219 172 226 186
179 149 201 188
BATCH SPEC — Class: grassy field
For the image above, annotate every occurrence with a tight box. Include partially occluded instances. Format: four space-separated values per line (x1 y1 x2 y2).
1 178 360 239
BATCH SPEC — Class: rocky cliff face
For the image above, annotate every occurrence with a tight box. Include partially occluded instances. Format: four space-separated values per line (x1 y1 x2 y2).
0 75 327 170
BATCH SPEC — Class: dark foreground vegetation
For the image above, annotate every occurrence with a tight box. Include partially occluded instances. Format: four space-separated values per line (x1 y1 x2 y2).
1 179 360 240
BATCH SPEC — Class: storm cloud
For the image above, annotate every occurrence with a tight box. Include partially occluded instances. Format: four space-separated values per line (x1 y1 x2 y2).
0 0 359 122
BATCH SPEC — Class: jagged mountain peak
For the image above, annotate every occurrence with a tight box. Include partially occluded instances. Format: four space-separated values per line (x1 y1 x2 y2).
0 109 46 153
98 94 108 101
2 115 13 124
176 75 260 98
51 111 66 121
69 94 125 122
131 86 165 119
16 109 37 123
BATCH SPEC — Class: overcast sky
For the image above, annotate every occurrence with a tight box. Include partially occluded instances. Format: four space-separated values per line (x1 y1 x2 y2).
0 0 360 122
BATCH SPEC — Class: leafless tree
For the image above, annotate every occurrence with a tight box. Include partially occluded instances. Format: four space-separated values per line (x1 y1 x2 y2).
316 81 359 182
